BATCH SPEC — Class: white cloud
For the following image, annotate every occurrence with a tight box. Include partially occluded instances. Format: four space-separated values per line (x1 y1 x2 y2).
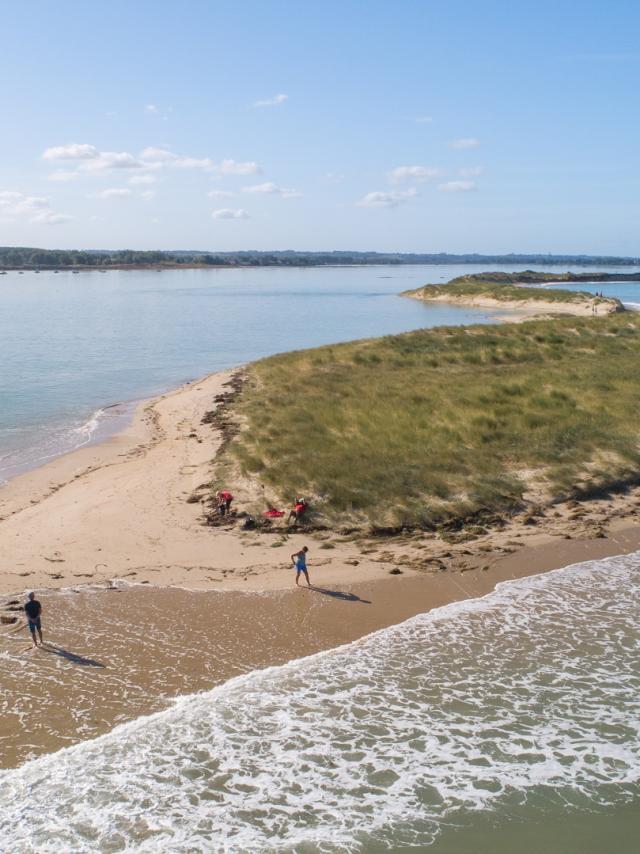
212 208 250 219
219 159 261 175
80 151 148 172
388 165 440 183
450 137 480 150
242 181 301 198
415 116 433 124
0 190 72 224
140 190 156 201
42 143 99 160
438 180 476 192
43 144 148 173
325 172 345 183
140 146 176 163
252 93 288 108
95 188 133 199
145 104 159 114
208 189 235 198
356 188 418 209
129 174 157 185
48 170 80 182
31 211 74 225
458 166 483 177
140 146 214 171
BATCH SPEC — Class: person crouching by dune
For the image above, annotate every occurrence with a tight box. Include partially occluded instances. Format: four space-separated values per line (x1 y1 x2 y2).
216 489 234 516
25 591 43 647
292 546 310 587
288 497 307 526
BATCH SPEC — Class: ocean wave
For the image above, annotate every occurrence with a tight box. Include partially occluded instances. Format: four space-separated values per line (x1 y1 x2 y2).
1 555 639 852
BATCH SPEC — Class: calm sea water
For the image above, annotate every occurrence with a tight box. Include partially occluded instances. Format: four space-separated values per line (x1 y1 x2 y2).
2 263 639 482
1 553 638 852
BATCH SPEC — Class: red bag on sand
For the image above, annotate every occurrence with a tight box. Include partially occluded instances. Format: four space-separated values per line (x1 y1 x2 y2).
263 508 285 518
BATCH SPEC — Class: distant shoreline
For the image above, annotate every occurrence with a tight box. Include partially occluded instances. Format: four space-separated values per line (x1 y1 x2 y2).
4 262 640 273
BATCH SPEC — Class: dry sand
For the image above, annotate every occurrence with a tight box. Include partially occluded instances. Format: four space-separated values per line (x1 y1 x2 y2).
3 366 640 768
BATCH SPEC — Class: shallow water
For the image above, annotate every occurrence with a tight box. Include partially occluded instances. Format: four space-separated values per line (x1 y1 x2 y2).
1 553 638 852
2 263 638 482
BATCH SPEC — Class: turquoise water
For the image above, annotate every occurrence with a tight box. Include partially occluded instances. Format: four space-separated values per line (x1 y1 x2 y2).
2 264 638 482
1 553 638 852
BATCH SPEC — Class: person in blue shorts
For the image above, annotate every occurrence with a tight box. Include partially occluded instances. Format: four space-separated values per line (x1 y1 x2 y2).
24 591 43 647
291 546 310 587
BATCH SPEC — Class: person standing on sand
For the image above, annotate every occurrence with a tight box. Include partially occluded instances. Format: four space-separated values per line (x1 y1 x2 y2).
24 591 43 647
291 546 310 587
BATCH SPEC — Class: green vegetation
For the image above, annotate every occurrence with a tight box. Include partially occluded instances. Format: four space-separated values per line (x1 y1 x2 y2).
404 272 625 308
220 314 640 531
2 248 640 270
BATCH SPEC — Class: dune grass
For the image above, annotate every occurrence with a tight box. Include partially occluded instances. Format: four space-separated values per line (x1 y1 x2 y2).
220 314 640 530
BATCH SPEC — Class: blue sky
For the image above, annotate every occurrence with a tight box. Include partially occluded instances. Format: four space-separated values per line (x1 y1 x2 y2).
1 0 638 253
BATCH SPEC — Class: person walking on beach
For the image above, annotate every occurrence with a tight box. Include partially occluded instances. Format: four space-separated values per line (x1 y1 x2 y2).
24 591 43 647
291 546 310 587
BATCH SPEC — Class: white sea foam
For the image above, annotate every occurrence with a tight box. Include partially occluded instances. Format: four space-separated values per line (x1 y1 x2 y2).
1 555 639 852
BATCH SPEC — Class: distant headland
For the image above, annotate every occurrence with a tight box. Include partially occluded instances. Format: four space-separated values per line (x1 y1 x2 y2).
1 247 640 271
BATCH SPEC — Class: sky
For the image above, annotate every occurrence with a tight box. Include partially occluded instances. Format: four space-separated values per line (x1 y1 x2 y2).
0 0 638 254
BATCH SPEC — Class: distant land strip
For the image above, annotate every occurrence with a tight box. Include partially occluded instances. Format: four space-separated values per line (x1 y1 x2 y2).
1 247 640 270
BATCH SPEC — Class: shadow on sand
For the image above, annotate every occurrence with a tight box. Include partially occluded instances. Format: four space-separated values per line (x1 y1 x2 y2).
41 643 105 668
309 586 371 604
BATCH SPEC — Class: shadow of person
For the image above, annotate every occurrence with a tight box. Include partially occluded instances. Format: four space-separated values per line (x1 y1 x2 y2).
309 586 371 604
40 643 105 668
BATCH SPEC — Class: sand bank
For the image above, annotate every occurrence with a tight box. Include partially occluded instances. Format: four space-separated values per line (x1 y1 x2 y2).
406 291 619 321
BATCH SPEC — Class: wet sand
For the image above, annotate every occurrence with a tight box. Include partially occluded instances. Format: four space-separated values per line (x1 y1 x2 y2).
3 524 640 768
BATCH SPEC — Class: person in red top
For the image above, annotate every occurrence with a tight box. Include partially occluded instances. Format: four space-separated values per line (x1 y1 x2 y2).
288 497 307 525
216 490 234 516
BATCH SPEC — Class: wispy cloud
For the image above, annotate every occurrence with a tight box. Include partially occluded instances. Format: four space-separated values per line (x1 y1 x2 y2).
145 104 159 114
325 172 345 183
458 166 483 177
48 170 80 182
95 188 133 199
242 181 301 198
43 143 99 160
140 147 214 171
450 137 480 150
0 190 72 224
388 165 440 183
356 188 418 209
219 159 262 175
211 208 250 219
438 180 476 192
129 174 158 185
140 190 156 201
208 189 235 198
43 143 149 173
251 93 288 108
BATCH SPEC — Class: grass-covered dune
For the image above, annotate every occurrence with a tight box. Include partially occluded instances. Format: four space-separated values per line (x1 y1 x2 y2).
404 271 623 312
217 314 640 531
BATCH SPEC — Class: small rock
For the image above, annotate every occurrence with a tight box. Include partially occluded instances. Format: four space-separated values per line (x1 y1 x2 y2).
389 567 403 575
1 614 18 624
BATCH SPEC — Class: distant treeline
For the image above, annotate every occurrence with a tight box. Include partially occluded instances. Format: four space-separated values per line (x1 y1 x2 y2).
1 247 640 269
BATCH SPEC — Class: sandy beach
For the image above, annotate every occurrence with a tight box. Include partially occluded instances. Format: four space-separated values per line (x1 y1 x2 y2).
3 365 640 768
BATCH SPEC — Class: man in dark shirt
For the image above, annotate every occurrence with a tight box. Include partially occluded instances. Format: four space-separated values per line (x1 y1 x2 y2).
24 592 43 647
